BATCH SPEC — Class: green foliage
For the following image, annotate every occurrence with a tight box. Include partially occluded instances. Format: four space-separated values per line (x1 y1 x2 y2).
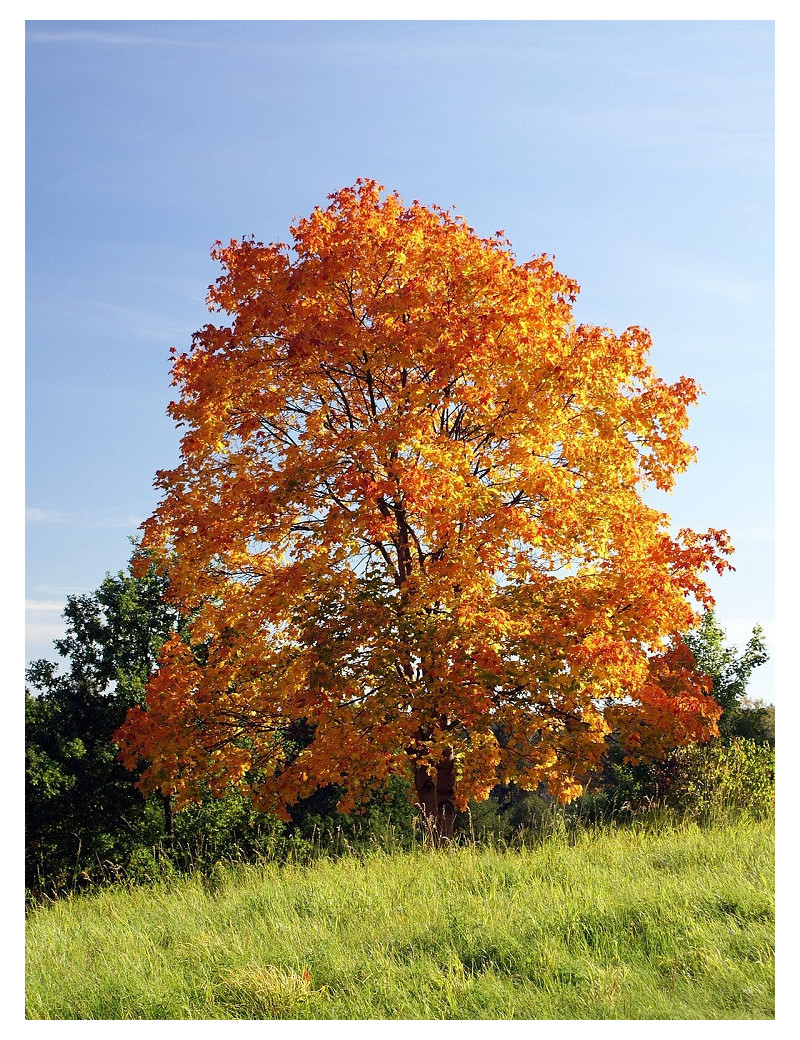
124 846 180 888
49 553 183 706
598 610 772 810
25 557 775 907
727 697 775 746
25 547 417 901
598 740 677 812
163 790 289 871
457 784 564 843
666 738 775 820
287 774 416 843
25 549 182 896
682 609 770 739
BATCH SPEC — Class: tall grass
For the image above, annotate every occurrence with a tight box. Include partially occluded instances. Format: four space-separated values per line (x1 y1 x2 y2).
25 814 774 1020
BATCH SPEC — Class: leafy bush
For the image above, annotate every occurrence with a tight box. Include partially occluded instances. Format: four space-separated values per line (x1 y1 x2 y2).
665 738 774 819
167 791 287 867
725 698 775 747
125 846 179 887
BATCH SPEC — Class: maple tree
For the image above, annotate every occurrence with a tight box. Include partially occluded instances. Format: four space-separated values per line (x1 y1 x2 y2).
115 180 732 839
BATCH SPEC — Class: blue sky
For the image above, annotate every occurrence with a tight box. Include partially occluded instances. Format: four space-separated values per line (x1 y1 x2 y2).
25 18 775 700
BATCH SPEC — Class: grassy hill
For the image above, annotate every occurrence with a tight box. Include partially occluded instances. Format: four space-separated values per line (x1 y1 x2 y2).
25 815 774 1020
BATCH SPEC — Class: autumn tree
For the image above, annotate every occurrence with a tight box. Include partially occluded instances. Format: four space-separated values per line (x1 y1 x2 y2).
115 180 731 841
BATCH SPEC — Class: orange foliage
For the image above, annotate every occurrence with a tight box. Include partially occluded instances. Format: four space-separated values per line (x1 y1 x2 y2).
115 180 732 816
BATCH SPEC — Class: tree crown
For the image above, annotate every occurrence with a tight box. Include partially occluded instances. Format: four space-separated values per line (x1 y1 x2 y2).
116 180 732 819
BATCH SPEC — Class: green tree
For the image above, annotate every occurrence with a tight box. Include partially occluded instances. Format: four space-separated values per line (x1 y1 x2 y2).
683 609 771 743
597 610 772 811
25 549 182 894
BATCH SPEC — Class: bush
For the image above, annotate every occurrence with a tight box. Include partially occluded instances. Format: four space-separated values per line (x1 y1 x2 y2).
167 791 287 868
125 846 179 887
723 698 775 746
666 738 774 820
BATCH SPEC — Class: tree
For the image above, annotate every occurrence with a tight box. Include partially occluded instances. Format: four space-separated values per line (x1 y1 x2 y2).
115 180 732 841
682 609 771 742
25 550 181 891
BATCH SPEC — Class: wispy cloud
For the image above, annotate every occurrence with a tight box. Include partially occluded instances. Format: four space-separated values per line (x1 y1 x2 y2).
28 296 198 346
728 527 775 544
26 601 68 656
22 26 542 61
26 508 69 525
90 301 201 344
26 28 214 49
26 507 143 530
26 620 66 645
626 250 771 308
25 600 67 613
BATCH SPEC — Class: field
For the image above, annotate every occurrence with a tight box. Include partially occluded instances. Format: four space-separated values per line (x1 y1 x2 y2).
25 814 774 1020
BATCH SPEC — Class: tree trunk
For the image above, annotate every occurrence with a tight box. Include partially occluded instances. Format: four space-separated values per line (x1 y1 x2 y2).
413 748 457 846
414 763 437 827
162 793 174 844
435 748 456 841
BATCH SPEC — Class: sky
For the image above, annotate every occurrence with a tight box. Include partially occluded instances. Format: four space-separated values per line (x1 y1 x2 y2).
24 17 776 702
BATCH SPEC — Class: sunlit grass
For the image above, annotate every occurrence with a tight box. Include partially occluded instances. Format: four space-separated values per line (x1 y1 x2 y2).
25 815 774 1020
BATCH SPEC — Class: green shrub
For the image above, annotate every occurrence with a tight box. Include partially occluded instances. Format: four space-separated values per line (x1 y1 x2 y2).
666 738 774 820
125 846 179 887
168 790 286 866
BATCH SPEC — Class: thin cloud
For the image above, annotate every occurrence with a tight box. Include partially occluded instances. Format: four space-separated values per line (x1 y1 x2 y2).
25 600 67 613
26 602 68 656
28 296 198 345
26 620 66 644
728 527 775 544
91 301 198 344
26 508 144 530
26 28 214 49
26 508 69 524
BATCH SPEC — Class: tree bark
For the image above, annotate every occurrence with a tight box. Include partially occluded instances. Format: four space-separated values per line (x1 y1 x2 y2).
413 748 457 846
435 748 456 841
414 762 439 836
162 793 174 844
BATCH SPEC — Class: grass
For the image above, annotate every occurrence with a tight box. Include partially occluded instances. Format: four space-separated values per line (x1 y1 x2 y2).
25 814 774 1020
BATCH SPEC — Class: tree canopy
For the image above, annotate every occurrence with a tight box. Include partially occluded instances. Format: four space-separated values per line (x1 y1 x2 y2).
26 552 181 889
682 609 771 742
115 180 732 836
